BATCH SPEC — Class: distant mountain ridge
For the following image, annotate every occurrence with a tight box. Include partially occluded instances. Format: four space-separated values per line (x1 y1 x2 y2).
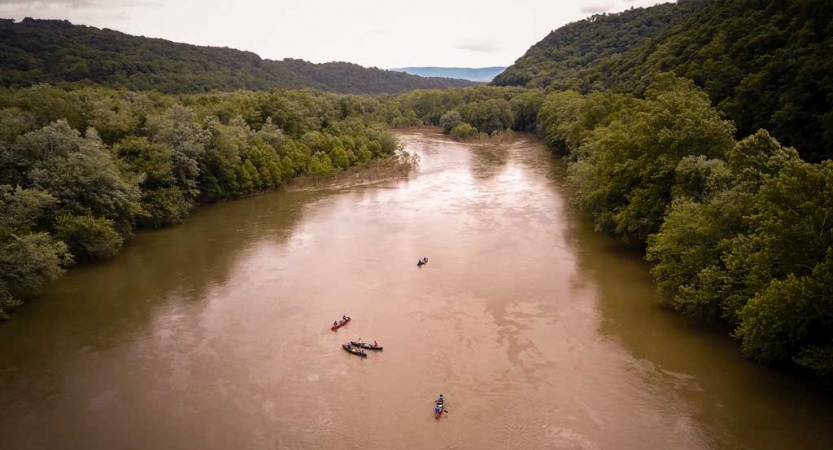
0 18 476 94
392 67 506 82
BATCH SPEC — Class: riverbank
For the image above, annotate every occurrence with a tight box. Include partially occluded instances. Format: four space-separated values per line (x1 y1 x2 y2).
452 129 517 143
0 150 417 320
285 156 414 192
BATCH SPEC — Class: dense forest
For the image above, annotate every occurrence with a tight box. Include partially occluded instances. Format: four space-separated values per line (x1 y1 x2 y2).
492 0 705 89
0 18 475 94
494 0 833 162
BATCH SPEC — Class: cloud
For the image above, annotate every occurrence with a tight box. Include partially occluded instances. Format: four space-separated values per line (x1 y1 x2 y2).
456 40 500 54
0 0 92 5
0 0 158 8
580 3 614 14
0 0 159 24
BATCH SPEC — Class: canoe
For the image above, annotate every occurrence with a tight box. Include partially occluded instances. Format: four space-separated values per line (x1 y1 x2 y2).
342 343 367 358
330 317 351 331
349 341 383 350
435 399 445 419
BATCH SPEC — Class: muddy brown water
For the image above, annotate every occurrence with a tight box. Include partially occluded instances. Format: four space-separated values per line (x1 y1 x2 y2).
1 131 832 450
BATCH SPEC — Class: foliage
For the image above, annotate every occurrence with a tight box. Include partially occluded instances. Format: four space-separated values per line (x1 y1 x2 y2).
567 75 735 242
0 18 475 95
538 90 634 157
450 123 478 140
0 185 72 318
731 159 833 364
493 1 704 89
509 89 545 131
463 99 514 136
439 110 462 134
53 214 123 261
380 86 530 135
644 128 833 374
494 0 833 162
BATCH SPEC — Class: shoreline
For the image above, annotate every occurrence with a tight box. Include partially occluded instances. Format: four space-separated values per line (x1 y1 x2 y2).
284 157 414 192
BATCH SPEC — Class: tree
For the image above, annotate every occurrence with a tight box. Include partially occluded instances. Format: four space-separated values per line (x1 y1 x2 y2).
731 158 833 343
450 123 478 139
12 121 143 235
464 99 514 136
306 151 335 176
736 254 833 365
647 129 800 322
0 186 71 318
509 89 545 131
53 213 123 261
116 136 195 227
647 191 748 321
439 110 462 134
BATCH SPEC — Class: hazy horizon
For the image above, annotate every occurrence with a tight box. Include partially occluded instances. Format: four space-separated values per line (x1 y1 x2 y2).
0 0 670 68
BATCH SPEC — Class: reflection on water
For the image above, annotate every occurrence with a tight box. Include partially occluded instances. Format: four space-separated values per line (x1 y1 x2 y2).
0 130 831 450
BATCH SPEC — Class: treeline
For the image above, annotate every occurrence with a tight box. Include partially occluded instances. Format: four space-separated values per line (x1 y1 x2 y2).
0 85 408 318
382 87 545 138
0 18 475 95
538 74 833 377
495 0 833 162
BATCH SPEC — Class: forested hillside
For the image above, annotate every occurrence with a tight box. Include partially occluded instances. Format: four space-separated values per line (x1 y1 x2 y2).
492 1 705 89
0 18 475 95
495 0 833 162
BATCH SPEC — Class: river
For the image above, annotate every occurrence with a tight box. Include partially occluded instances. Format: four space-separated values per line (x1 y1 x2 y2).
1 130 831 450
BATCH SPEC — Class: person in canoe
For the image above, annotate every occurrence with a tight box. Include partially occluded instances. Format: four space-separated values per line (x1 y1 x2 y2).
342 315 347 323
333 321 338 327
434 404 442 415
436 394 443 405
373 340 378 347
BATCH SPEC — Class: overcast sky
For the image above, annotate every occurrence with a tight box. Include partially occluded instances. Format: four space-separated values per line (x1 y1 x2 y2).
1 0 671 68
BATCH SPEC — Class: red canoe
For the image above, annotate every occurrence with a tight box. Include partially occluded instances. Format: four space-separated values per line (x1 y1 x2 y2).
330 317 351 331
